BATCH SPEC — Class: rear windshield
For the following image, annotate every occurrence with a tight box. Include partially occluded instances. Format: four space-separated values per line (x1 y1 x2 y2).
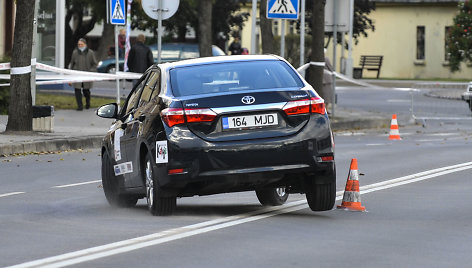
169 60 304 97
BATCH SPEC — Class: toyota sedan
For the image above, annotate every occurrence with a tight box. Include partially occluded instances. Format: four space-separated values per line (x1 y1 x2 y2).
97 55 336 216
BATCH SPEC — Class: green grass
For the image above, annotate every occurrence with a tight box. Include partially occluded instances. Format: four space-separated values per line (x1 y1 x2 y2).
36 93 124 110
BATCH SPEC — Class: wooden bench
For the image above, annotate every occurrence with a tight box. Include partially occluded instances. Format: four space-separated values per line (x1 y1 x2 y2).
353 55 383 79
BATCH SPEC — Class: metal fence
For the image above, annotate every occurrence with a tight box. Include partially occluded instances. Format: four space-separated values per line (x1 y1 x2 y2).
410 82 472 121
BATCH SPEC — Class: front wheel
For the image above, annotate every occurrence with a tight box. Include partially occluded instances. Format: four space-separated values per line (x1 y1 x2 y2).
256 187 289 206
143 153 176 216
101 152 138 208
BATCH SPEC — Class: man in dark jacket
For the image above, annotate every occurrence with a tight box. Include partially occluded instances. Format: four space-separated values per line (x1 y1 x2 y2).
127 34 154 77
69 38 97 111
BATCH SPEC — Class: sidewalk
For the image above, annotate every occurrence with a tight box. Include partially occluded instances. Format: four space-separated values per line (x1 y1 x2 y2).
0 106 390 156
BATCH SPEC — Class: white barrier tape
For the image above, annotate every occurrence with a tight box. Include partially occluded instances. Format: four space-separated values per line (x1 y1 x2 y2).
297 61 384 89
10 65 32 75
0 62 11 70
0 59 37 71
297 61 325 73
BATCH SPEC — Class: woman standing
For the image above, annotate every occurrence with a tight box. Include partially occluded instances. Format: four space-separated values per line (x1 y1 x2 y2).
69 38 97 111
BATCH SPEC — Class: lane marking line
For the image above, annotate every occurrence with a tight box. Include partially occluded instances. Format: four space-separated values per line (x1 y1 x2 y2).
53 180 101 189
0 192 25 198
7 161 472 268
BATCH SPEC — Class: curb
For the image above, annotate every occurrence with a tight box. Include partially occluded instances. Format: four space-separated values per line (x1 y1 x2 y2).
0 136 103 156
331 117 390 131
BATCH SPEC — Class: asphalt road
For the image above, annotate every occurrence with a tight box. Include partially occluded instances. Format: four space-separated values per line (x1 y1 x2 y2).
1 119 471 267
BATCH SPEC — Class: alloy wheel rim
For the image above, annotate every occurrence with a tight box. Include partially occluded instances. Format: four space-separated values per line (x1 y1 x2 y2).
145 160 154 209
276 187 286 197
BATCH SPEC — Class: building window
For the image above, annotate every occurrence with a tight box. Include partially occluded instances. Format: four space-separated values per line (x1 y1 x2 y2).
289 21 295 34
416 26 425 60
445 26 451 61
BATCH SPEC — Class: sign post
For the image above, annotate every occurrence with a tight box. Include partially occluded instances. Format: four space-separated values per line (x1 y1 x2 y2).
141 0 179 64
267 0 300 59
108 0 125 107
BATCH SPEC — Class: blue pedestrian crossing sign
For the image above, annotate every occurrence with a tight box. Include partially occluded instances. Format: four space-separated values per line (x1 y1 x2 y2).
267 0 299 20
110 0 125 25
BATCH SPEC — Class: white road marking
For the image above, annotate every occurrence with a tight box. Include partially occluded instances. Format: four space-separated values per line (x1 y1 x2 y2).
7 161 472 268
387 99 410 103
0 192 25 198
53 180 101 189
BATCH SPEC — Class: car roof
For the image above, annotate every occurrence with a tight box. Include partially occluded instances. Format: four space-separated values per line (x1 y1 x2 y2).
159 54 284 70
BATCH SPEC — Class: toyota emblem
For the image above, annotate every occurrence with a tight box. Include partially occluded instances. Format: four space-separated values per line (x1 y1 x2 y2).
241 96 255 105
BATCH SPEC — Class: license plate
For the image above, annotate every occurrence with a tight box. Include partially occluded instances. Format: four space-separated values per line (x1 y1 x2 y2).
222 113 278 129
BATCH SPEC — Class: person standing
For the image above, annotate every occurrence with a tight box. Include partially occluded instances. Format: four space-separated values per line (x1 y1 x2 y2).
127 34 154 84
118 29 126 57
228 36 242 55
69 38 97 111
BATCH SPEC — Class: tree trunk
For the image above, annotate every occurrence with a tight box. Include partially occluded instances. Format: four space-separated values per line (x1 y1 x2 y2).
96 23 115 61
6 0 34 132
198 0 213 57
259 0 276 54
307 0 326 100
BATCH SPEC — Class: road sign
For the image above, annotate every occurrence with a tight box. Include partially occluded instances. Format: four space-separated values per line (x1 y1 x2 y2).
110 0 125 25
142 0 180 20
267 0 299 20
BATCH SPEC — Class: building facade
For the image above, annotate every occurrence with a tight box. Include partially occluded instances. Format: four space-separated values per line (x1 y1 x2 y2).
349 0 471 79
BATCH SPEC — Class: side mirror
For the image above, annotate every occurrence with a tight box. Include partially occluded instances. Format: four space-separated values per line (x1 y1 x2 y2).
96 103 118 119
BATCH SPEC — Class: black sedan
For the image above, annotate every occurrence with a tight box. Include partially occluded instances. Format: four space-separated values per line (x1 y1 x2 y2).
97 55 336 216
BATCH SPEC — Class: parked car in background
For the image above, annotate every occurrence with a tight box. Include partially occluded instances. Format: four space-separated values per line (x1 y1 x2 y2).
96 55 336 216
97 43 225 73
462 82 472 112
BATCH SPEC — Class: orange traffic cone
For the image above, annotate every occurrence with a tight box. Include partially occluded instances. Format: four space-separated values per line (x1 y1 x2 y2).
389 114 401 140
337 158 366 212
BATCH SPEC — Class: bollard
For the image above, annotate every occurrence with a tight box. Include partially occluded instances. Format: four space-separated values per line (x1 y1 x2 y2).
32 105 54 132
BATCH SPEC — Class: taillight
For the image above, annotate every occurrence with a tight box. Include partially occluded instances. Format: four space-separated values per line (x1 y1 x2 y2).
184 108 217 123
161 108 216 127
310 97 326 114
161 108 185 127
282 97 326 116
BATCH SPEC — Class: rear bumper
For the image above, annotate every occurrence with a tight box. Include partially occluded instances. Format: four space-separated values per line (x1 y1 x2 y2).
151 114 335 195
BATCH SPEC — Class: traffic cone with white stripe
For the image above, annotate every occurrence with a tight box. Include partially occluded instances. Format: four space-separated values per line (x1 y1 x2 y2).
389 114 401 140
337 158 366 212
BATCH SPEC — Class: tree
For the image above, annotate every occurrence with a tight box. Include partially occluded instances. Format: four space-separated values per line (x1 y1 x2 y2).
198 0 213 57
6 0 34 132
259 0 276 54
307 0 325 102
446 1 472 72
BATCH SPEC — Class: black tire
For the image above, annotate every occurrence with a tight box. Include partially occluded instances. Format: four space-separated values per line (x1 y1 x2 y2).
256 187 289 206
305 178 336 211
469 100 472 112
143 153 176 216
106 65 116 74
101 152 138 208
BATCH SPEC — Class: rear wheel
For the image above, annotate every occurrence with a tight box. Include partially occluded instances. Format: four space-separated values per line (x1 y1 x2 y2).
256 187 289 206
305 177 336 211
101 152 138 208
143 153 176 216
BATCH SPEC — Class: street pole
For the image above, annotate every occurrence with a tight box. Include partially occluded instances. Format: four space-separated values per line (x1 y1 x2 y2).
347 0 354 78
332 0 337 117
157 0 162 63
31 0 39 106
281 19 285 58
300 0 305 67
114 25 120 106
251 0 257 54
